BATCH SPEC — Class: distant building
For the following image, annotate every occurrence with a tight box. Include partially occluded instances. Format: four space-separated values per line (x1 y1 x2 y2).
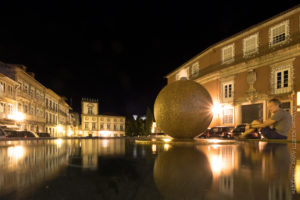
166 5 300 140
0 61 73 136
81 98 125 137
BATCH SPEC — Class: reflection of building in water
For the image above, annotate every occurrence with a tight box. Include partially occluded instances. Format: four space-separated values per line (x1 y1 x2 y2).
0 140 68 196
197 143 292 199
80 139 125 169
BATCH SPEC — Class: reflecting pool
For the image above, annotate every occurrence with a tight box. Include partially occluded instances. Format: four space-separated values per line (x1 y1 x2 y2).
0 138 299 200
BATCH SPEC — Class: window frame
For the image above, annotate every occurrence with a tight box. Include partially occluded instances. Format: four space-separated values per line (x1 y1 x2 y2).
222 44 235 64
243 33 258 57
269 20 289 46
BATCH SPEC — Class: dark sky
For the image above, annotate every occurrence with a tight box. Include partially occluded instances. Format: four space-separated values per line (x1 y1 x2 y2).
0 1 298 116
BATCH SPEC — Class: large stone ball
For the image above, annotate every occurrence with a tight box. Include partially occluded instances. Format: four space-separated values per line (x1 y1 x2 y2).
154 80 213 138
153 147 213 200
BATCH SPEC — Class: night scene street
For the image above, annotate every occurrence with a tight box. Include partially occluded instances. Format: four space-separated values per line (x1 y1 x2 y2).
0 1 300 200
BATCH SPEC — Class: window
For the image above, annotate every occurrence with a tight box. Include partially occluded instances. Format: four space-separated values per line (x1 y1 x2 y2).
85 122 89 130
107 124 111 130
7 104 13 114
271 64 292 94
114 124 117 131
100 124 104 130
191 62 199 76
23 83 28 93
222 81 234 101
88 107 93 115
223 107 234 124
270 20 289 46
120 125 124 131
0 102 5 113
46 112 48 123
243 33 258 56
23 104 28 113
46 98 48 108
92 122 96 130
18 103 22 112
222 44 234 64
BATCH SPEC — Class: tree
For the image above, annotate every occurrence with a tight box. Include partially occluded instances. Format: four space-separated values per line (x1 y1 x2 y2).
145 107 154 135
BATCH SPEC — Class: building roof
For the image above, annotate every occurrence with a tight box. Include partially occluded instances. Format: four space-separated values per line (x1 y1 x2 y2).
165 4 300 78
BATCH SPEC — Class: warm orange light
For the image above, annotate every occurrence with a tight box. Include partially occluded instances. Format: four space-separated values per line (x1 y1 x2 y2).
8 146 25 160
99 131 112 137
8 112 25 121
211 102 223 116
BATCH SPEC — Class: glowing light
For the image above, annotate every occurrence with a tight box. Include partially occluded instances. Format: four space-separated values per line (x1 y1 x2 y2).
211 144 220 149
210 154 222 174
295 160 300 194
67 130 74 137
99 131 112 137
57 125 63 133
152 144 157 153
209 139 223 144
151 122 156 133
162 138 172 143
164 144 170 151
8 112 25 121
102 139 108 148
55 139 63 147
8 146 25 160
211 102 223 116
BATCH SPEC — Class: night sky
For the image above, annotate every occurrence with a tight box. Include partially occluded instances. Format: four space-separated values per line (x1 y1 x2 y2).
0 1 298 116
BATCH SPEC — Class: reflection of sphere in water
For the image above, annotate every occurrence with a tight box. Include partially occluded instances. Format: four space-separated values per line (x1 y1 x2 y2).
154 80 213 138
153 147 212 200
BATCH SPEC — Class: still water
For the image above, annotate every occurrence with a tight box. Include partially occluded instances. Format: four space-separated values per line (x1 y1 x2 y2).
0 138 299 200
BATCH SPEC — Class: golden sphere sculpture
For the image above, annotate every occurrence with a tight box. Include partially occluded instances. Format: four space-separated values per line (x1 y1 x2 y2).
154 80 213 139
153 147 212 199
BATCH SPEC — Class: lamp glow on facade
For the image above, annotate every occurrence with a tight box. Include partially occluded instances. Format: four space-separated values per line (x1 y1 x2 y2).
8 112 25 121
99 130 112 137
211 102 223 116
57 125 63 133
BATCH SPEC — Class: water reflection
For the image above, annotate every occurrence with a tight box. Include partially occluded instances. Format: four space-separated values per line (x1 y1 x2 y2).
153 147 213 200
0 140 68 198
0 139 298 200
154 142 293 200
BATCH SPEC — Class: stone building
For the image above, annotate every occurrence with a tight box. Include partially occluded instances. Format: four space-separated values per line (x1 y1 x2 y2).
166 5 300 140
0 61 74 136
0 72 20 129
81 98 125 137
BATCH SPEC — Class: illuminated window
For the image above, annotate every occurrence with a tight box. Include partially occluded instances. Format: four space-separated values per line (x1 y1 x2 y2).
271 65 292 94
85 122 89 130
222 81 234 102
243 33 258 56
223 107 234 124
222 44 234 64
270 20 289 46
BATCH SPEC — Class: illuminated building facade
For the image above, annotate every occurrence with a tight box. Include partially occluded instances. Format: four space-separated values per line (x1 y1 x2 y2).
81 98 125 137
0 73 20 129
0 61 76 136
166 5 300 140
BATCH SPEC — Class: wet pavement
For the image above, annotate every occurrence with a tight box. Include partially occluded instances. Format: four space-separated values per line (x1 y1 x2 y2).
0 138 299 200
